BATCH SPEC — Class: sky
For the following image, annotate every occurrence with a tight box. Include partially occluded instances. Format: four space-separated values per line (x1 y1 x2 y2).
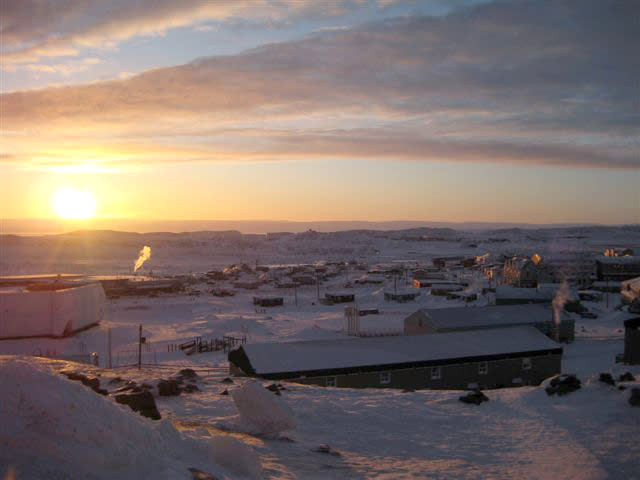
1 0 638 229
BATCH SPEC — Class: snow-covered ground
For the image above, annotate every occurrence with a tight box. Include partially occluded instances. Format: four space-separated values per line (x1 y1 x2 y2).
2 226 640 479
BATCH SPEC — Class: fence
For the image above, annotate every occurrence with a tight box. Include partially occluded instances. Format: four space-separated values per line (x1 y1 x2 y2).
167 335 247 355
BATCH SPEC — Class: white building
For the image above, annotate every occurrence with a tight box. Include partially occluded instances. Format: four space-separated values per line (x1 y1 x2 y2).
0 283 105 339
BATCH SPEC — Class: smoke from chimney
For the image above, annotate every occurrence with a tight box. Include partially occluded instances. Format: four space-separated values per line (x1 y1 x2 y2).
133 245 151 272
551 280 570 342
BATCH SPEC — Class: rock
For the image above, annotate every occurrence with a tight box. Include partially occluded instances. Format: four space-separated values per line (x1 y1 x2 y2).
62 372 105 394
188 467 220 480
113 384 142 394
545 374 581 396
183 384 200 393
108 377 123 385
114 391 161 420
140 383 153 390
459 390 489 405
220 377 234 384
599 373 616 386
62 371 87 382
314 444 341 456
178 368 199 380
265 384 283 395
157 379 182 396
629 388 640 407
81 377 100 390
219 389 229 396
619 372 636 382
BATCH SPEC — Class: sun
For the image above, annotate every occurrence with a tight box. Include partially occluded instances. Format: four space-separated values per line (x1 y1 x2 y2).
52 188 97 220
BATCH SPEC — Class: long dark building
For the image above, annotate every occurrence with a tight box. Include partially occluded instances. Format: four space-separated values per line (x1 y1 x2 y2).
624 317 640 365
228 326 562 390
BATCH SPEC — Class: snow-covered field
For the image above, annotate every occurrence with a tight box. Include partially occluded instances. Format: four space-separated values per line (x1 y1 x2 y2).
1 226 640 479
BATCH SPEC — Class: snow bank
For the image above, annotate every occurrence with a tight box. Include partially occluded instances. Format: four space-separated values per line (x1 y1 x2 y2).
0 356 260 479
231 380 297 435
208 434 263 477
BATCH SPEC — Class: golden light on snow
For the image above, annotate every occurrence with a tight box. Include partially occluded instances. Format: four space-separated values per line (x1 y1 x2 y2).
52 188 97 219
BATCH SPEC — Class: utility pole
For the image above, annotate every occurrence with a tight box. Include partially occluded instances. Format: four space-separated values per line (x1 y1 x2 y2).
138 324 142 370
107 328 112 369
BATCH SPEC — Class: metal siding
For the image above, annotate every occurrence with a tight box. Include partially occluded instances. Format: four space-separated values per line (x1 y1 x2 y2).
291 354 561 390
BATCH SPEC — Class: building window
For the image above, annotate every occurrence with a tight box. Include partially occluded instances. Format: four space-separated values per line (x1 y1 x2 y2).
380 372 391 385
522 358 532 370
431 367 441 380
326 376 337 387
478 362 488 375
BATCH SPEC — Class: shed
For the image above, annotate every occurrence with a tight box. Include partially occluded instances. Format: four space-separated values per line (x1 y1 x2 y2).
430 283 464 295
253 296 284 307
404 304 574 342
325 292 355 304
232 280 261 290
228 326 562 390
384 290 421 302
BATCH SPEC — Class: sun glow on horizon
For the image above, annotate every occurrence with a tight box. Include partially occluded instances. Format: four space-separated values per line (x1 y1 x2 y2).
52 188 97 219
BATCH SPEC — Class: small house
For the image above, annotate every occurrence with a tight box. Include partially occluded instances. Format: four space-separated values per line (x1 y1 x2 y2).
384 290 421 302
253 296 284 307
355 273 386 285
228 326 563 390
411 268 441 280
232 279 261 290
325 292 355 304
291 274 316 285
430 283 464 296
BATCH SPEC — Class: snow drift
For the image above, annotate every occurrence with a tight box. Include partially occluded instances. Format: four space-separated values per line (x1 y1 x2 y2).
231 380 297 435
0 356 261 479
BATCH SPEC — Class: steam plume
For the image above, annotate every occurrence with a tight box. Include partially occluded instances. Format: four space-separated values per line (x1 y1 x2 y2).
133 245 151 272
551 280 570 342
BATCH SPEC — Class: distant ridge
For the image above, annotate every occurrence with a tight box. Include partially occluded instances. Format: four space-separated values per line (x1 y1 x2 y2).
3 218 635 235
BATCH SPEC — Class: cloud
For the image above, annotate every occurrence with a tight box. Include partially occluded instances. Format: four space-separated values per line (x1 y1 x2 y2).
0 0 375 65
1 0 638 171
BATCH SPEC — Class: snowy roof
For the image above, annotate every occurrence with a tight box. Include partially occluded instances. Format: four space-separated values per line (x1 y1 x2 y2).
495 285 550 300
590 281 621 287
384 289 419 296
410 304 568 330
236 326 560 376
